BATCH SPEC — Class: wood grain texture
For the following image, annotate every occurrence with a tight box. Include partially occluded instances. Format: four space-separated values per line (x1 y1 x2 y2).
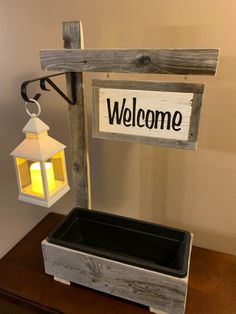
92 80 204 150
40 49 219 75
42 239 189 314
92 79 205 93
63 21 91 208
188 93 202 144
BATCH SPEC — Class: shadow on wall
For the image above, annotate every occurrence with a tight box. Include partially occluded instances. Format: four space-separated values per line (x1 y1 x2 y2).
163 220 236 257
163 148 236 255
90 138 141 213
138 145 167 222
196 55 236 152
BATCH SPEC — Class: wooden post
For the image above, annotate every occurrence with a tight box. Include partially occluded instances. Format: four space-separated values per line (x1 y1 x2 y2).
63 21 91 208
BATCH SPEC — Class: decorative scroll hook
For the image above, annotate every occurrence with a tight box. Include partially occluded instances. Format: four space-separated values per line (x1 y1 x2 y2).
21 80 41 103
21 72 77 105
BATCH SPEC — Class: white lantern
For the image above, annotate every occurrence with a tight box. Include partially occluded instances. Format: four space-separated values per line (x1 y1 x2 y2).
10 99 70 208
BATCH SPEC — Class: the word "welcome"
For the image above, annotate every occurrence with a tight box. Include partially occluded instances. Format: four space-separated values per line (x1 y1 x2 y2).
93 80 203 149
107 97 182 131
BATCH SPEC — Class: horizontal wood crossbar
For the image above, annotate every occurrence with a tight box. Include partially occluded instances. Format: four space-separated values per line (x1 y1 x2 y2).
40 48 219 75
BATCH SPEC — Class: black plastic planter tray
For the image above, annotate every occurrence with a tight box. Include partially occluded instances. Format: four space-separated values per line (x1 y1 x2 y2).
47 208 191 278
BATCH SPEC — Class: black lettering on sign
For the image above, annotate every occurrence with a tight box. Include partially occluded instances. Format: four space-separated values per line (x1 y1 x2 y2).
106 97 183 131
123 108 132 127
155 111 171 130
146 110 155 129
107 98 126 125
172 111 182 131
137 108 145 127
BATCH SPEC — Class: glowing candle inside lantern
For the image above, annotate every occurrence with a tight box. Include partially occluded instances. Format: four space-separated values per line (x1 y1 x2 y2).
30 162 56 195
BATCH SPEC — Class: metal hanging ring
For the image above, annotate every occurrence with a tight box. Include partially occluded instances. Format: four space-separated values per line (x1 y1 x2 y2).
25 98 41 118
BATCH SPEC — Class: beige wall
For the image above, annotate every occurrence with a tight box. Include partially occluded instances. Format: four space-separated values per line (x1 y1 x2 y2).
1 0 236 258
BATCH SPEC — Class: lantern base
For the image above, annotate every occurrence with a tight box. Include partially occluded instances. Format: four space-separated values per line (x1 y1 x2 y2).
18 185 70 208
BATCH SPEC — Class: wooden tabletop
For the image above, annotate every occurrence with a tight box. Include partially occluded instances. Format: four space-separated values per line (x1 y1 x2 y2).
0 213 235 314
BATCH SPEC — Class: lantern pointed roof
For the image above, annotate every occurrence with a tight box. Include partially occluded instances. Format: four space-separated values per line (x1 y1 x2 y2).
23 117 49 134
10 117 65 160
10 136 66 160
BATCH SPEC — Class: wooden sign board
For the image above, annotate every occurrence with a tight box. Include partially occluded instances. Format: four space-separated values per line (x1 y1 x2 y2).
92 80 204 150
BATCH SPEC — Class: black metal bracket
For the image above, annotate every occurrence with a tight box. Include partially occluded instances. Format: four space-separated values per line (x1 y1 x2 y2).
21 72 77 105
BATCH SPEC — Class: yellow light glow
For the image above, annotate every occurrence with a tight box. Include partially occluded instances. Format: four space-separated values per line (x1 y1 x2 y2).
30 162 56 195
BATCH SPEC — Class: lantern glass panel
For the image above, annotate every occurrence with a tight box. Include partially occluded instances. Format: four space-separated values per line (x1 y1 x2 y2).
16 157 45 198
45 151 66 196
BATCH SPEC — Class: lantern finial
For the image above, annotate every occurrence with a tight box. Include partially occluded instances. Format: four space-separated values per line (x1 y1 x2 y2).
23 117 49 135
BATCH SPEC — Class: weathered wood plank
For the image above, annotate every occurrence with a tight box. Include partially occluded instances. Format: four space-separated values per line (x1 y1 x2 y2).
92 131 196 149
92 80 204 150
92 79 205 93
42 239 189 314
63 21 91 208
188 93 202 144
40 48 219 75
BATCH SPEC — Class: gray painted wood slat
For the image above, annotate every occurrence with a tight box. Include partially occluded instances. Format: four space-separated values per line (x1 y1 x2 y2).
40 48 219 75
92 79 205 93
63 21 91 208
42 239 192 314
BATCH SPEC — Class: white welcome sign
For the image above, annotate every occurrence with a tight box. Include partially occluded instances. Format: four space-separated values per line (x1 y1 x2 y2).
92 80 204 149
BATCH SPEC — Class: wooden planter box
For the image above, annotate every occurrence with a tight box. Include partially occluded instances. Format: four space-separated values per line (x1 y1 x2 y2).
42 208 193 314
